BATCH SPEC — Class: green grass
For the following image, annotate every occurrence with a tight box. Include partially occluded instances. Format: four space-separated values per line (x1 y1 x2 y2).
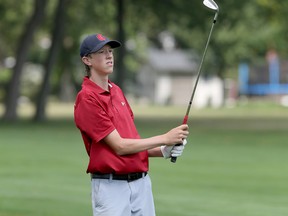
0 106 288 215
0 121 91 216
138 117 288 216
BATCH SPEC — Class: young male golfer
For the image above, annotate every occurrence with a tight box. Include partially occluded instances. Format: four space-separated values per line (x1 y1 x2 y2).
74 33 189 216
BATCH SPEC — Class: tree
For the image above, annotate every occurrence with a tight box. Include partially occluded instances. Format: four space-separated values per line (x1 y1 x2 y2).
3 0 47 121
1 0 288 121
34 0 67 121
115 0 126 91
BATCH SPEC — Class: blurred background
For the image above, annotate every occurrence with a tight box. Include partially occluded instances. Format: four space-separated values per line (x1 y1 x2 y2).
0 0 288 119
0 0 288 216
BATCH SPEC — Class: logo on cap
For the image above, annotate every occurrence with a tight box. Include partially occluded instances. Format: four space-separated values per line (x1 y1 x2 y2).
97 34 106 41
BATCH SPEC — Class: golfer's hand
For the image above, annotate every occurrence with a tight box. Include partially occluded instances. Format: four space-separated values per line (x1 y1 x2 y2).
161 139 187 159
164 124 189 146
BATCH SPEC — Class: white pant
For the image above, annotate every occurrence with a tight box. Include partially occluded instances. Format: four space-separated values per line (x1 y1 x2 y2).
91 174 155 216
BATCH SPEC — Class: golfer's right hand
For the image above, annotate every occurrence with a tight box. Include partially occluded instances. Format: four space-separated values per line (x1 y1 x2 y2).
164 124 189 146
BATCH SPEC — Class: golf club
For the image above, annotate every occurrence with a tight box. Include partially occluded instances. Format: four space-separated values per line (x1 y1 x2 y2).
171 0 219 163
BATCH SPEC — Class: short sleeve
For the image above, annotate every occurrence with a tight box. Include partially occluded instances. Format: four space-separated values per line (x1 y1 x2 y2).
74 92 115 143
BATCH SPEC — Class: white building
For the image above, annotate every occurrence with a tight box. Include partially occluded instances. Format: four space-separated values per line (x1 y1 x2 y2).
136 48 224 108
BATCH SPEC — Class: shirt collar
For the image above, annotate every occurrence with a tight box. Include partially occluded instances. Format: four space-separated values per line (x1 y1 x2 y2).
82 76 113 94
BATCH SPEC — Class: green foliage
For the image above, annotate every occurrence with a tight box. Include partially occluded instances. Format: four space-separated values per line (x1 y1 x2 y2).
0 68 11 101
1 0 288 98
0 68 11 80
0 1 32 57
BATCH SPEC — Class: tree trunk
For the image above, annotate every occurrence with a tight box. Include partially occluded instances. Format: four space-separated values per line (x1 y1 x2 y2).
3 0 47 121
34 0 67 121
115 0 126 92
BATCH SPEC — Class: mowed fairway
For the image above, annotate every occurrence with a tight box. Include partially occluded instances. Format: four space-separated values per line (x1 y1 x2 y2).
0 106 288 216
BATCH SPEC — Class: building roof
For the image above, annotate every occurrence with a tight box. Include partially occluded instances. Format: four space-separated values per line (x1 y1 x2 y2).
148 48 198 73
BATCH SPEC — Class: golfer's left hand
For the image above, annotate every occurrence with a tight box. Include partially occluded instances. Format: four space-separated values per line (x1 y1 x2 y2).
171 139 187 157
161 139 187 159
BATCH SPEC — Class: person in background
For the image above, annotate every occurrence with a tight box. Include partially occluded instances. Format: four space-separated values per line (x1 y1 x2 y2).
74 33 189 216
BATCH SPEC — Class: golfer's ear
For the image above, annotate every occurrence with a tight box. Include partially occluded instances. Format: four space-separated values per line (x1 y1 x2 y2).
82 56 91 66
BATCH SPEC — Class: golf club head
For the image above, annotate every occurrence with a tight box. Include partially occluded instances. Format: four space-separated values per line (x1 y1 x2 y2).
203 0 219 11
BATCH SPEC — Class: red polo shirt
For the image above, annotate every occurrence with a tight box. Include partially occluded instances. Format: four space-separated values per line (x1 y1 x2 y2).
74 77 148 174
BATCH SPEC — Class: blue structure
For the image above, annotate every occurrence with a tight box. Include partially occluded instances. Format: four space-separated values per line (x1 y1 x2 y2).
239 59 288 95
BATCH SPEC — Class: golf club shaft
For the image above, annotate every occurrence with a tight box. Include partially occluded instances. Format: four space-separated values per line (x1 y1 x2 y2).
171 11 218 163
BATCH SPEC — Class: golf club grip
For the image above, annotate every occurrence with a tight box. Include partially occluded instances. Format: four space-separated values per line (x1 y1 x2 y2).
170 115 189 163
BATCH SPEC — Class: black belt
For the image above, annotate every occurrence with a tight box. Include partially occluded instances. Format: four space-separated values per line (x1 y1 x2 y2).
91 172 147 182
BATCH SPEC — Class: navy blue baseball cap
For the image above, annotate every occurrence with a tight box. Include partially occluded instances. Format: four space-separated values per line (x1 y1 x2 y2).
80 33 121 57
